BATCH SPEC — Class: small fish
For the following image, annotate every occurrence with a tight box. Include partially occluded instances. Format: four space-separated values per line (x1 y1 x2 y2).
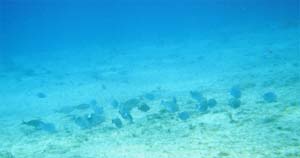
112 118 123 128
196 98 208 112
54 106 74 114
37 92 47 98
90 99 98 106
22 119 44 128
123 98 140 110
22 119 56 133
89 113 105 125
263 92 277 103
190 91 205 102
40 123 56 133
207 98 217 108
91 105 104 114
111 99 119 108
74 103 90 110
73 113 105 129
143 92 155 100
119 109 133 123
138 103 150 112
55 100 99 114
80 100 104 114
228 98 241 109
161 97 179 113
229 86 242 98
178 111 190 121
73 116 90 129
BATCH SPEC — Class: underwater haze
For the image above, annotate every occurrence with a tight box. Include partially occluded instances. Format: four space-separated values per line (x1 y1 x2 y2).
0 0 300 158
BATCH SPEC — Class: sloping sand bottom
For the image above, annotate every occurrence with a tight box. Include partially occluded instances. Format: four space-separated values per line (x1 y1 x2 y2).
0 24 299 158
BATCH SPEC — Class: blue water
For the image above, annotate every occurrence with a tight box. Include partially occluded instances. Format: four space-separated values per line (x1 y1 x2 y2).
0 0 299 158
1 0 299 53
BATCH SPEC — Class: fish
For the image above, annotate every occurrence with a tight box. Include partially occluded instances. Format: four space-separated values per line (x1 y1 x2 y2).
142 92 155 100
110 99 119 108
229 86 242 98
74 103 91 110
196 98 208 112
116 98 141 123
178 111 190 121
73 113 105 129
207 98 217 108
190 91 205 102
263 92 277 103
73 116 89 129
22 119 56 133
91 104 104 114
55 99 102 114
138 103 150 112
54 106 74 114
119 109 133 123
123 98 140 110
37 92 47 98
228 98 241 109
161 97 179 113
112 118 123 128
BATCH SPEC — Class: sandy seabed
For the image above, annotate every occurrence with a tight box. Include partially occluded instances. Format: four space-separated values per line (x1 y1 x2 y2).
0 23 300 158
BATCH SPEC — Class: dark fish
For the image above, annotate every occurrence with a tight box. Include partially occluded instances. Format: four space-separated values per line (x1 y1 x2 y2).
229 86 242 98
112 118 123 128
178 111 190 121
207 98 217 108
22 119 44 127
228 98 241 109
90 99 98 106
111 99 119 108
143 92 155 100
123 98 140 110
88 113 105 125
190 91 205 102
91 105 104 114
196 98 208 112
74 116 90 129
79 100 104 114
75 103 90 110
40 123 56 133
138 103 150 112
55 106 74 114
37 92 47 98
119 109 133 123
161 97 179 113
101 84 106 90
263 92 277 103
56 100 99 114
73 113 105 129
22 119 56 133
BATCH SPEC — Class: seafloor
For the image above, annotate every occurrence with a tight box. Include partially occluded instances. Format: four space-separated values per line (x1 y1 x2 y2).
0 22 299 158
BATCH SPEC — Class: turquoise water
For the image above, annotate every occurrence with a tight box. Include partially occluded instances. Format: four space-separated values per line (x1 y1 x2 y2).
0 0 300 158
